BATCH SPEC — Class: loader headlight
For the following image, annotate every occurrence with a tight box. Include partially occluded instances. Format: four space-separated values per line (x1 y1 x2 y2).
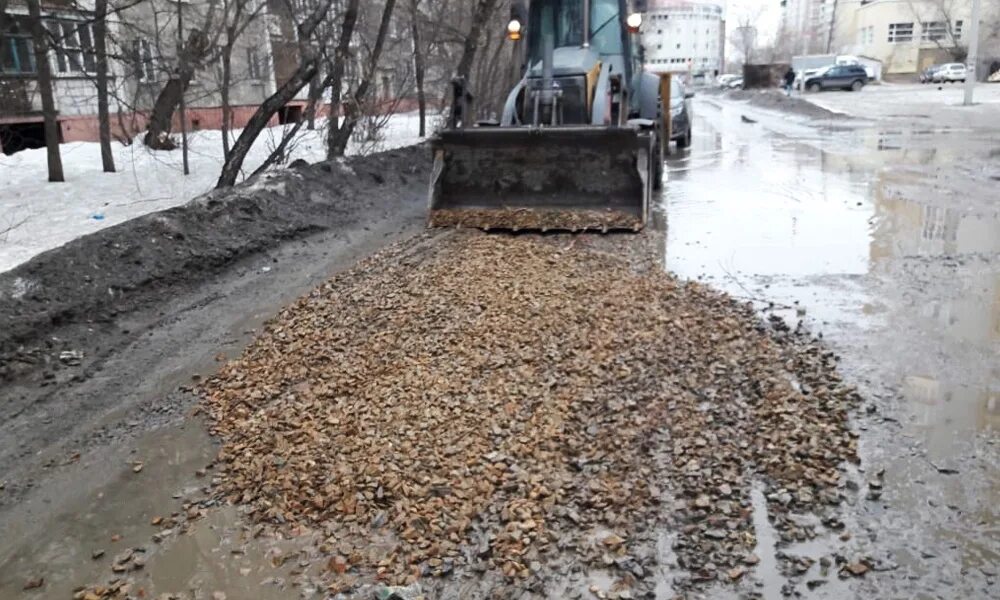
626 13 643 33
507 19 523 41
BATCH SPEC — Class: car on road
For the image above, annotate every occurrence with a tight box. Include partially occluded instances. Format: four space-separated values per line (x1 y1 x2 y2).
804 64 868 92
670 78 694 148
726 77 743 90
716 74 739 87
932 63 967 83
920 64 944 83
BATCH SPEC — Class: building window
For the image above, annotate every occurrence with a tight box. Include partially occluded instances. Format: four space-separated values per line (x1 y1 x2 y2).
921 21 947 41
45 20 96 74
247 47 262 80
888 22 914 43
131 39 156 82
955 20 963 37
0 21 36 74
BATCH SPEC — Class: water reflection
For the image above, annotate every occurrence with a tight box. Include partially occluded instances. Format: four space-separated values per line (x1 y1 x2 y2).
664 99 1000 446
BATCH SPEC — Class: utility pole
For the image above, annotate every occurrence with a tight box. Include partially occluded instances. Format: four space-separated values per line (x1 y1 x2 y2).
964 0 981 106
176 0 190 175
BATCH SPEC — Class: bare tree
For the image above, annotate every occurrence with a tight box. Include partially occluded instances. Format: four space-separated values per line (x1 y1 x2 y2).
94 0 115 172
143 2 219 150
729 7 761 67
409 0 427 137
216 0 338 188
908 0 970 62
219 0 267 155
327 0 399 157
25 0 65 182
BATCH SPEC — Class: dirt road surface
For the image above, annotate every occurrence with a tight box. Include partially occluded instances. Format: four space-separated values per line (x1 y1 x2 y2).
0 88 997 600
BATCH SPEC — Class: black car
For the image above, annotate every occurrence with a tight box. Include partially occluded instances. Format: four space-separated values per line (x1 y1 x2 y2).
804 65 868 92
669 77 694 148
919 64 943 83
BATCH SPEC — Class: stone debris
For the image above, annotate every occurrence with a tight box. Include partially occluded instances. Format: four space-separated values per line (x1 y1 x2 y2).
428 209 643 232
190 233 861 595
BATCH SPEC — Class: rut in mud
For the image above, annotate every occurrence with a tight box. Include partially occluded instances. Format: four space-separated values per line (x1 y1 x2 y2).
191 232 862 598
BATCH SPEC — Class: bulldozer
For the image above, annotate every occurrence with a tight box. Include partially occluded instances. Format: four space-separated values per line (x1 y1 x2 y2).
428 0 665 233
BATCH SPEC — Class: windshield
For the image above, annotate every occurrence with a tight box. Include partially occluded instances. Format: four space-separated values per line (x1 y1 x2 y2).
528 0 624 61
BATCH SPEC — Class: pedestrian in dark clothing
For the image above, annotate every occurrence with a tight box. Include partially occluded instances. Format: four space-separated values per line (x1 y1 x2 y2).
783 68 796 96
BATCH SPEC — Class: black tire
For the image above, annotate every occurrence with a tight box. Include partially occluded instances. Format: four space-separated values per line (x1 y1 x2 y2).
676 126 691 149
653 131 663 191
809 83 822 93
851 80 864 92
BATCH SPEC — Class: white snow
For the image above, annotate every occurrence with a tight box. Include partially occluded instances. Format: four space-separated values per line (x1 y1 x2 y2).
0 112 432 274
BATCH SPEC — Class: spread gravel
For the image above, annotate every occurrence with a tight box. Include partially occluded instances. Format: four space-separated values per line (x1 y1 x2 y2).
200 232 861 597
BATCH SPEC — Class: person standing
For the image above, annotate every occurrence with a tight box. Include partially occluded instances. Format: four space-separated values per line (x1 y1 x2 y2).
783 67 797 97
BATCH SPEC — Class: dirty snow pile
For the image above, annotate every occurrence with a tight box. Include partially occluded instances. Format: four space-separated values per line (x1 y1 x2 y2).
197 232 865 598
0 112 429 274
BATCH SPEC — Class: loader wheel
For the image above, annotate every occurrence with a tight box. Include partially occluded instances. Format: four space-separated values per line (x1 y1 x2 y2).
653 134 664 191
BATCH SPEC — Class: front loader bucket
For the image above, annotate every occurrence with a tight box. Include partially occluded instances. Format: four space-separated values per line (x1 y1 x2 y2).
428 127 652 232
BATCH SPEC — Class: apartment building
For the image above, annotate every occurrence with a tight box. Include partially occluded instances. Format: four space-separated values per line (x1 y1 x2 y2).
831 0 975 74
780 0 838 55
642 0 726 79
0 0 283 153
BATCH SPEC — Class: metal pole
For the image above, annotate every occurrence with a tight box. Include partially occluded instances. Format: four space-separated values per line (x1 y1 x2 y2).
582 0 590 48
963 0 981 106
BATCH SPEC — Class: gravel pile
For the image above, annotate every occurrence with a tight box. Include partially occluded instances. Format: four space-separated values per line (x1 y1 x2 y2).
200 232 860 597
428 209 643 232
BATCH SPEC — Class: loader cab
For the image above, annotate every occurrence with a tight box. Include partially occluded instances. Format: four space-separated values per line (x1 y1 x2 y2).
511 0 648 126
525 0 637 82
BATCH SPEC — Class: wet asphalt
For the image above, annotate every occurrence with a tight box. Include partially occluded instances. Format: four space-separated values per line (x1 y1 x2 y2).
666 95 998 598
0 94 996 599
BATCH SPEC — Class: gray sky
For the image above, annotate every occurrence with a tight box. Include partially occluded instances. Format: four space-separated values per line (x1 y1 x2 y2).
727 0 783 43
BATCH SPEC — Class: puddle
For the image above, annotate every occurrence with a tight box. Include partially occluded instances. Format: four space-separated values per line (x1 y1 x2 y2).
664 98 999 597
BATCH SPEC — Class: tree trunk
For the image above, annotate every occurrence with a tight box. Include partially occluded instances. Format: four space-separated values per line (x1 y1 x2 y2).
324 0 362 159
221 45 233 155
94 0 115 172
453 0 499 123
143 29 210 150
456 0 498 83
410 0 426 137
26 0 64 182
215 0 336 187
328 0 398 157
215 62 319 188
304 71 321 130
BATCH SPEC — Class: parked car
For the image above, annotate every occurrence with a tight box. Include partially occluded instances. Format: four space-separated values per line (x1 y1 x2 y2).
932 63 967 83
716 74 739 87
726 77 744 90
803 65 868 92
920 64 944 83
670 78 694 148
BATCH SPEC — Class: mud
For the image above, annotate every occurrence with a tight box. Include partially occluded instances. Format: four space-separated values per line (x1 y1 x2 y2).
0 146 429 383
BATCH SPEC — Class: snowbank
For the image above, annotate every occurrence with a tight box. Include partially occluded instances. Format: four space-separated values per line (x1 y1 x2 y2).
0 112 431 274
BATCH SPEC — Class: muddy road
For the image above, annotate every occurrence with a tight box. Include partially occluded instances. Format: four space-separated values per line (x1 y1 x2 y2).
0 96 997 600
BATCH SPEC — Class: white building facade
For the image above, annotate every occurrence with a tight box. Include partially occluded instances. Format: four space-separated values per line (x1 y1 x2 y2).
642 0 726 78
830 0 977 75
